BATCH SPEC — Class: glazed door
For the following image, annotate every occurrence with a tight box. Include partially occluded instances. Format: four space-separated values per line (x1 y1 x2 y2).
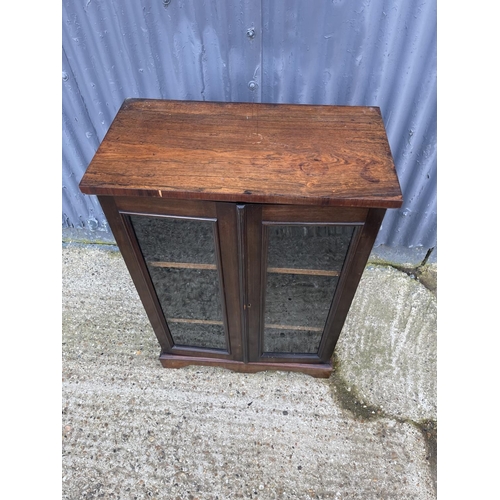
99 197 243 361
98 196 385 369
245 205 368 365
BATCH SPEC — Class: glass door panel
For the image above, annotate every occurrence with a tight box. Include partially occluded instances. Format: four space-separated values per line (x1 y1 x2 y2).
129 215 227 350
263 225 355 354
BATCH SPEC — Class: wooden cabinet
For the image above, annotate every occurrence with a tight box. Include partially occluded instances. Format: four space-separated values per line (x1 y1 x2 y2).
80 99 402 378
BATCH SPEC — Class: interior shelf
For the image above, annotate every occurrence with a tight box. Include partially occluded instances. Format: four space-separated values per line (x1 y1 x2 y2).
167 317 323 333
149 262 217 270
147 261 339 277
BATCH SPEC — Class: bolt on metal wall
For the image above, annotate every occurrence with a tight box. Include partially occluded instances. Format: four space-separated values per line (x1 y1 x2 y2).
62 0 436 249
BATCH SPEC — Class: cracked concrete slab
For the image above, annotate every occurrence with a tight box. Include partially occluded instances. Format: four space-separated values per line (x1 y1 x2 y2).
62 244 436 499
335 265 437 423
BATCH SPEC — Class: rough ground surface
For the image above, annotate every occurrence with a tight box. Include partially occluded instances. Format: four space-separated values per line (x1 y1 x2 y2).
336 265 437 422
62 244 436 499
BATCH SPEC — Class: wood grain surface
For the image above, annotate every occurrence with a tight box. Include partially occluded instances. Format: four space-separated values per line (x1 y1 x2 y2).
159 353 333 378
80 99 402 208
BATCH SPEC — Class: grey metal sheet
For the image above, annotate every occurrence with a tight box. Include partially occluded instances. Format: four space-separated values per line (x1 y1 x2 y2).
62 0 436 249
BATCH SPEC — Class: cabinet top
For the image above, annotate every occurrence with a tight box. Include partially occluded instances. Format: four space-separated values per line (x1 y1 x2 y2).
80 99 402 208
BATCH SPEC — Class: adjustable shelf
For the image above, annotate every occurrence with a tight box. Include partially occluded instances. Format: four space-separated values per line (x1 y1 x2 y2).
80 99 402 378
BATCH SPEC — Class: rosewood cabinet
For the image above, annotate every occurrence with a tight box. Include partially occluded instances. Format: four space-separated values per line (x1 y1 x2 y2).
80 99 402 378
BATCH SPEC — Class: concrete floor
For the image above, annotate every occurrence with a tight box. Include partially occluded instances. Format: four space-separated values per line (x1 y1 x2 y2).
62 244 437 499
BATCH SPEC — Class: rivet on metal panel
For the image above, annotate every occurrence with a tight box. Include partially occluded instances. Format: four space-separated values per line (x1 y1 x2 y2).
87 217 99 231
246 27 256 39
162 0 171 7
248 81 258 91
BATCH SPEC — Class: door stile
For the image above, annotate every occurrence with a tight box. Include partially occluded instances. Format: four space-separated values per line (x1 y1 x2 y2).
236 205 249 363
216 203 245 361
316 224 364 362
244 204 264 363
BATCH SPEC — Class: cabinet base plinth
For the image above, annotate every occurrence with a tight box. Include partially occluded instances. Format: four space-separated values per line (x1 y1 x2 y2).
159 354 333 378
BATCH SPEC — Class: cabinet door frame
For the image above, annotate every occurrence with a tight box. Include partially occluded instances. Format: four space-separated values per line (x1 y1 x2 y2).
245 204 386 365
98 195 385 371
98 195 243 361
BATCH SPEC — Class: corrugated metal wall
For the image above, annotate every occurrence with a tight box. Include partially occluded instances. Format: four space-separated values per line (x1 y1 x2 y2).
62 0 436 249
